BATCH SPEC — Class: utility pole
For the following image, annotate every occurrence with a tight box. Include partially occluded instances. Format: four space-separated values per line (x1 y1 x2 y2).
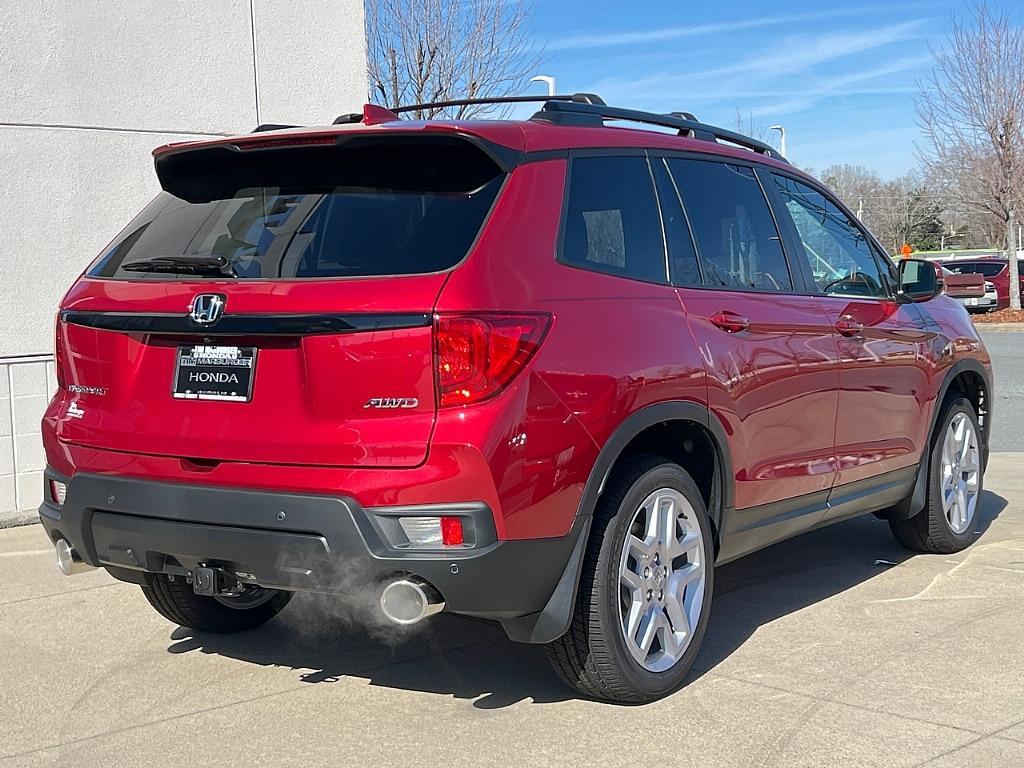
856 197 864 221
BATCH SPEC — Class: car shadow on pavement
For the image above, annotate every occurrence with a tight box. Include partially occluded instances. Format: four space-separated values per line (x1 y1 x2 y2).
165 490 1007 707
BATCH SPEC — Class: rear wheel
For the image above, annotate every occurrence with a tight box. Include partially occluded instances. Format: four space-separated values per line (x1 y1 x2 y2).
141 574 292 633
546 455 714 703
890 397 983 554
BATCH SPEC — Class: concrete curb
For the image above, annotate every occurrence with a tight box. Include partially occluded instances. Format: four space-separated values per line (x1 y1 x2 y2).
974 323 1024 332
0 511 39 529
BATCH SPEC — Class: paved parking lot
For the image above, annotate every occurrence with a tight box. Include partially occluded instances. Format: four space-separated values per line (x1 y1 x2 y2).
3 453 1023 767
979 329 1024 452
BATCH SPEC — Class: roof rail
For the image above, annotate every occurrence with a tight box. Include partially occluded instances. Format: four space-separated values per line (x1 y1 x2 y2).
534 101 786 162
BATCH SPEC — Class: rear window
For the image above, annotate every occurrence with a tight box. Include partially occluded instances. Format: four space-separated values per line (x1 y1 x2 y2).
942 262 1005 278
89 136 505 280
559 156 668 283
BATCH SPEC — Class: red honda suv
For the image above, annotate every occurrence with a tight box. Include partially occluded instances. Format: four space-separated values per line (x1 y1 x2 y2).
40 95 992 703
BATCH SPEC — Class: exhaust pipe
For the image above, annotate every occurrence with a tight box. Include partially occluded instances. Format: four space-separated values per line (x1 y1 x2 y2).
379 577 445 625
55 539 94 576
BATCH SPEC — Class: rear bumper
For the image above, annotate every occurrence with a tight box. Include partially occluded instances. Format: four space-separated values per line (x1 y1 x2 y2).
960 293 998 310
38 468 588 642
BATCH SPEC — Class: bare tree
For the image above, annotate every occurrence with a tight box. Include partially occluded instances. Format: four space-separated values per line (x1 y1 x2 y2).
917 2 1024 308
872 175 945 253
732 107 775 145
819 164 883 220
366 0 542 119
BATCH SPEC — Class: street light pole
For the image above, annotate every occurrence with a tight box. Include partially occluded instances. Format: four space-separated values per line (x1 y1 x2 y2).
768 124 787 158
941 226 961 251
530 75 556 97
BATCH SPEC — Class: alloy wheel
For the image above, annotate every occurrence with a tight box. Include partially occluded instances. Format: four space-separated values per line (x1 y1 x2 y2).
940 412 981 535
617 488 707 673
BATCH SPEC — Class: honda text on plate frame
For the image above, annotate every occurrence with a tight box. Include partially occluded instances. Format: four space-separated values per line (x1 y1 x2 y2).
172 345 257 402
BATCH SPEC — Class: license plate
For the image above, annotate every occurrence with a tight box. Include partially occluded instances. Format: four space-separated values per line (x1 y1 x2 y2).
173 345 256 402
964 298 979 306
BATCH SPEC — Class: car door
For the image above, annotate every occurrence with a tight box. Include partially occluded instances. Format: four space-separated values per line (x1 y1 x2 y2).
655 156 840 525
767 172 930 490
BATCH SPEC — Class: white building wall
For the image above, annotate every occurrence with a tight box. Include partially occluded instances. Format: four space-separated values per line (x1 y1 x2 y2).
0 0 367 524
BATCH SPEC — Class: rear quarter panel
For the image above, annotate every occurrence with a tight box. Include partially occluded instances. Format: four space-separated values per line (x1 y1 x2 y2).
437 159 708 538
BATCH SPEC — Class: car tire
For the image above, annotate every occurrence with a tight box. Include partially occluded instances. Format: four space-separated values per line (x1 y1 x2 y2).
141 574 292 633
890 397 984 554
546 455 714 704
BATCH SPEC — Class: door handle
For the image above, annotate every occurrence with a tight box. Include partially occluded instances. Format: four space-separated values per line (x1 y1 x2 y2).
710 310 750 333
835 315 863 337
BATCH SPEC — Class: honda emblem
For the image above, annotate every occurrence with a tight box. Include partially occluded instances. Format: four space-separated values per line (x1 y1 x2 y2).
189 294 225 325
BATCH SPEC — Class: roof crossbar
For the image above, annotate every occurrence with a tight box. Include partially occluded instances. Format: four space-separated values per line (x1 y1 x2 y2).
535 100 786 162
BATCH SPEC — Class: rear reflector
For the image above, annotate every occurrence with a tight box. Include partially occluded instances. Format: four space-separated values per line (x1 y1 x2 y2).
434 313 550 407
440 516 464 546
398 516 465 548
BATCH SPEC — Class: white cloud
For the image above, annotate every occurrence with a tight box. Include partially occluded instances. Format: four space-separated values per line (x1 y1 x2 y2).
746 54 934 117
548 5 926 51
583 24 930 116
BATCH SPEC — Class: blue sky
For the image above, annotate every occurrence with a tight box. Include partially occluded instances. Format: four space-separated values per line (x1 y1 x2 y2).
525 0 988 178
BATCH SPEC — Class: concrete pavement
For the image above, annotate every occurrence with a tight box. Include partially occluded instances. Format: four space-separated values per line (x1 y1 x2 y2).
3 455 1024 767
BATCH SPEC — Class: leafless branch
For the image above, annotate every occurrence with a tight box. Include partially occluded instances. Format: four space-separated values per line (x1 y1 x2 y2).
366 0 543 119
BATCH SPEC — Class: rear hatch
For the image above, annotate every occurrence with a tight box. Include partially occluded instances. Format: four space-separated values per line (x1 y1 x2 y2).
55 132 508 467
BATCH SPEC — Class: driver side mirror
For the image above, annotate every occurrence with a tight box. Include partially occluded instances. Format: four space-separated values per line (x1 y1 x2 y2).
897 258 942 303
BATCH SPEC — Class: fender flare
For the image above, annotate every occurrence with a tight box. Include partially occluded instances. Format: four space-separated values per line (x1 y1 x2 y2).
884 357 992 521
502 400 733 643
574 400 734 524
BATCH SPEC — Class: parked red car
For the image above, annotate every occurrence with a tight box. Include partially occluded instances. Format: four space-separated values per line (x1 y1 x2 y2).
941 257 1024 309
40 95 992 703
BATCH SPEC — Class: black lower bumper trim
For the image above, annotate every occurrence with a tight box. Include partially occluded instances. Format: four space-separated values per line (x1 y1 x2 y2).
38 470 585 639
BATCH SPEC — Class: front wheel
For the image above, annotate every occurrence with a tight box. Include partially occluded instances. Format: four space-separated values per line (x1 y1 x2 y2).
890 397 984 554
141 574 292 633
546 455 714 703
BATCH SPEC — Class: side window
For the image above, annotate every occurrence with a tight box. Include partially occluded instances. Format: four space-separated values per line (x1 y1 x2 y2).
561 156 667 283
668 159 792 292
651 158 702 286
772 174 889 298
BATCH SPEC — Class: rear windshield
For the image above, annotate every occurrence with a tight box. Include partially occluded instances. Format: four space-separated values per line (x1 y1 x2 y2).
942 262 1005 278
89 137 505 280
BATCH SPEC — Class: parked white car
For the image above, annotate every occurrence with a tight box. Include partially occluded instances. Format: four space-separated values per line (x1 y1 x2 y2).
958 280 998 312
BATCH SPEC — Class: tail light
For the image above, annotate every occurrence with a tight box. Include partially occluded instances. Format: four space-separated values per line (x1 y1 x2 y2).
54 314 67 390
434 313 551 407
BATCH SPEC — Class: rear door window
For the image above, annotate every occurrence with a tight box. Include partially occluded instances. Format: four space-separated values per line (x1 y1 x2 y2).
667 159 793 292
89 138 505 280
560 156 668 283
